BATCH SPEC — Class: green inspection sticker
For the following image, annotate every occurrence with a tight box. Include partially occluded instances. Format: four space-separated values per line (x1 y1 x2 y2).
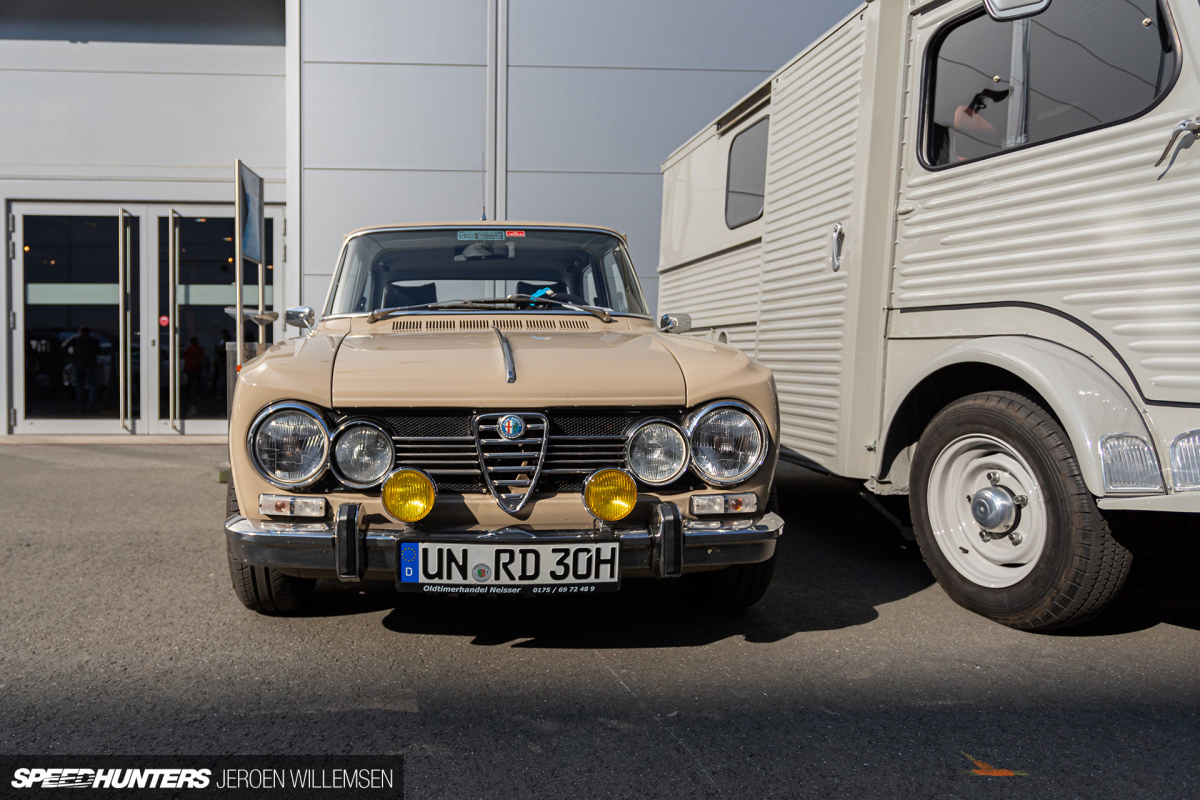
457 230 506 241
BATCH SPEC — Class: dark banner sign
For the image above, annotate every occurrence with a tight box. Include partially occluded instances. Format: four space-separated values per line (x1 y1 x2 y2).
1 756 402 799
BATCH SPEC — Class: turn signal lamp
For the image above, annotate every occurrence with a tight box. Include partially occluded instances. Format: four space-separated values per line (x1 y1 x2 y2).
583 469 637 522
381 469 436 523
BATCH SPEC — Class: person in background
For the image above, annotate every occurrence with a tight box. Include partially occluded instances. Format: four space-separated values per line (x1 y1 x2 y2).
64 326 100 414
184 336 205 399
213 329 231 399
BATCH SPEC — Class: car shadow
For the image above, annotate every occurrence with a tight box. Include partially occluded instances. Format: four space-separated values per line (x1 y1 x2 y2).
365 464 934 647
295 469 1196 641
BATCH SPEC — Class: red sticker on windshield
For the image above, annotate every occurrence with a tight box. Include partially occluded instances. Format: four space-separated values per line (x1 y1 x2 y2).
505 230 525 237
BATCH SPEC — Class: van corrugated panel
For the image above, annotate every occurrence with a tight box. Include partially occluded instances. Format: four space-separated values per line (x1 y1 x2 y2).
756 15 867 466
895 109 1200 403
657 242 762 331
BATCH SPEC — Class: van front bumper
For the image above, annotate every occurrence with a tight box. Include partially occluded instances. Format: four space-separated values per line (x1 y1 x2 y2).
224 501 783 583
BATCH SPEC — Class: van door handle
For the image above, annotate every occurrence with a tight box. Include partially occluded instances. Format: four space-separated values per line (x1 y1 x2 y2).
1154 116 1200 167
830 222 845 273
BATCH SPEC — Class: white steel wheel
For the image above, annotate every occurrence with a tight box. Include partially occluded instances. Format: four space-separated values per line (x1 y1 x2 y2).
910 391 1132 631
926 434 1047 588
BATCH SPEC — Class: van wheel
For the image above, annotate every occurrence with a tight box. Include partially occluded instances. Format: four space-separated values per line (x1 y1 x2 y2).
910 391 1131 631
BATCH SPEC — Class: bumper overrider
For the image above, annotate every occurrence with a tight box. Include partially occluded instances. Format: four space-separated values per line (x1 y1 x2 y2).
225 501 783 586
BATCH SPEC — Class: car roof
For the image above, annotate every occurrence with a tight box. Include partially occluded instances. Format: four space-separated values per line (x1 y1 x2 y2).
342 221 627 241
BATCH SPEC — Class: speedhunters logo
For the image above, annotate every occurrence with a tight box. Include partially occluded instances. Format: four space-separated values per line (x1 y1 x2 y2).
11 768 211 789
2 757 401 797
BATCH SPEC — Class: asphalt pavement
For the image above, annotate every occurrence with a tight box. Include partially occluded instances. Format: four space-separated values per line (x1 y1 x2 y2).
0 445 1197 799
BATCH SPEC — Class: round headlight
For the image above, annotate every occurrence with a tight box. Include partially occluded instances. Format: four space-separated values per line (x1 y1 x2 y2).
250 405 330 487
626 421 688 485
689 404 765 485
332 422 394 488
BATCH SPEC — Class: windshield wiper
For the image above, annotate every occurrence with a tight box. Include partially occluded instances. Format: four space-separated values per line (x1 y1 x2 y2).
500 294 612 323
367 299 494 322
368 295 612 323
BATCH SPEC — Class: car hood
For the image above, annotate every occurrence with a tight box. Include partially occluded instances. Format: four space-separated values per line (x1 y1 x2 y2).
331 330 687 407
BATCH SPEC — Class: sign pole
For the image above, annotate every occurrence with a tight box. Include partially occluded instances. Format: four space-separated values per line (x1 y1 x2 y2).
234 159 245 370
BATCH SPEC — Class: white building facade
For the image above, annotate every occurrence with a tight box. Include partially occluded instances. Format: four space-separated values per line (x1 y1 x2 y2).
2 0 857 435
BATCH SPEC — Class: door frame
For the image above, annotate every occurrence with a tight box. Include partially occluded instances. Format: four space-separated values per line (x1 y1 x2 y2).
143 203 285 436
9 201 284 435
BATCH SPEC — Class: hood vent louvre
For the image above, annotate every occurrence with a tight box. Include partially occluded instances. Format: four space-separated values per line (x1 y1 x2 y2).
388 317 595 333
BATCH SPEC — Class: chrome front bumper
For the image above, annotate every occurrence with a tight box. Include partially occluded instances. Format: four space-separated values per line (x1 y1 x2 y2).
224 501 783 583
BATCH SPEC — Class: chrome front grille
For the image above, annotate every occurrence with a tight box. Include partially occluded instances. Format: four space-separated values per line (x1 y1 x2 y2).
474 412 549 513
338 408 677 498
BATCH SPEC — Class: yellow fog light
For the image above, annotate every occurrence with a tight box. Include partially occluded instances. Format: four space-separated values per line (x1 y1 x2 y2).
381 469 436 523
583 469 637 522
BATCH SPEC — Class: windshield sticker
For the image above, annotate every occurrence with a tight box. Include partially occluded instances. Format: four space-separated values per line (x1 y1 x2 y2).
505 230 526 237
458 230 506 241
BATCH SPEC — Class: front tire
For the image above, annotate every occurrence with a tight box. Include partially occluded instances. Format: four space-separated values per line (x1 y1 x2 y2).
685 486 779 611
910 391 1131 631
225 482 315 615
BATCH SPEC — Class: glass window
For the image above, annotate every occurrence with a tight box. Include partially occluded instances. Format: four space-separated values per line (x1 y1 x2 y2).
327 228 649 317
725 117 770 228
925 0 1175 167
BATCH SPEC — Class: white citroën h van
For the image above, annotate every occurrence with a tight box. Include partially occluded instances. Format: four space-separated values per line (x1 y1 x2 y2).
658 0 1200 630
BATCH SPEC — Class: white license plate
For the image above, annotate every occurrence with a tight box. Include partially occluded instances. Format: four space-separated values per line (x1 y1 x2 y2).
397 541 620 595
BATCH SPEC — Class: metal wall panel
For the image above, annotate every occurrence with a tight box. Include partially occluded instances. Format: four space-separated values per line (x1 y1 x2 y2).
756 15 868 467
0 59 282 171
505 170 662 296
893 1 1200 405
509 0 858 71
0 39 284 74
302 0 485 65
302 63 485 170
300 168 486 288
507 67 771 174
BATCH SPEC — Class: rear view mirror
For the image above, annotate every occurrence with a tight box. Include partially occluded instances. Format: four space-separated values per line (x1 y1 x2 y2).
659 313 692 334
983 0 1050 20
285 306 315 332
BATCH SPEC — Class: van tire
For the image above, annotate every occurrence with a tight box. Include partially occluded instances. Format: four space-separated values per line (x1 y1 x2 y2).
227 541 316 615
910 391 1131 631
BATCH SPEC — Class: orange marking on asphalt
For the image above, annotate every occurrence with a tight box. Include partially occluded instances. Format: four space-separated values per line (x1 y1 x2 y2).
961 751 1026 777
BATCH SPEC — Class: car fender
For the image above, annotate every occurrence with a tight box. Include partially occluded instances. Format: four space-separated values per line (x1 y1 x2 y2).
881 337 1158 497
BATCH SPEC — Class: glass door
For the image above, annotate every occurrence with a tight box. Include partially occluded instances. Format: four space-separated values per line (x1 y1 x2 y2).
148 204 283 434
11 203 146 433
9 201 284 435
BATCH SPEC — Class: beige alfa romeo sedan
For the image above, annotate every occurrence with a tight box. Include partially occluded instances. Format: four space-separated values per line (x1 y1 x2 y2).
224 223 782 613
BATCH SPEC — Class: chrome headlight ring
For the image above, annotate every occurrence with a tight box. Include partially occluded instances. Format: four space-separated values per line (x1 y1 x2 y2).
247 401 332 490
330 419 396 489
685 400 769 487
624 418 690 486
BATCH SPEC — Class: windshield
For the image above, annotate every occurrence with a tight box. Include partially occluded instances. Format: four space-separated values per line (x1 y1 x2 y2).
326 227 649 317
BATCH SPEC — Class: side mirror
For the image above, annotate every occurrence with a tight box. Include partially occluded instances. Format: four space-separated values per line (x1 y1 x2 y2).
659 313 692 334
285 306 315 332
983 0 1050 20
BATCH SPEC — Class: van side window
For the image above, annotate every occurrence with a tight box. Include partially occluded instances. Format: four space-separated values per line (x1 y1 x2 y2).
925 0 1176 167
725 117 769 228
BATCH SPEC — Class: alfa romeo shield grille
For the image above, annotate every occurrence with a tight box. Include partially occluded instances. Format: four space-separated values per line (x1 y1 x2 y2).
474 412 549 514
